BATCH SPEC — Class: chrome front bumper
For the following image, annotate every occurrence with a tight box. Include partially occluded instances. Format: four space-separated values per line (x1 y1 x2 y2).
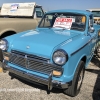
3 65 71 90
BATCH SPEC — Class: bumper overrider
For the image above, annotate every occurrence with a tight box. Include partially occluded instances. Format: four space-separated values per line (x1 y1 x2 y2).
0 49 71 91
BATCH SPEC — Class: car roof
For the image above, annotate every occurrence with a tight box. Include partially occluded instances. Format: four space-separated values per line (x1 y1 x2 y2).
46 9 92 16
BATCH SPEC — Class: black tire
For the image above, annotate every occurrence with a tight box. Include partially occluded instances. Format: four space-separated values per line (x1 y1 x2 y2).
64 61 85 97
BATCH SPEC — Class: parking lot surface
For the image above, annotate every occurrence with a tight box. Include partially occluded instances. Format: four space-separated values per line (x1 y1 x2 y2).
0 57 100 100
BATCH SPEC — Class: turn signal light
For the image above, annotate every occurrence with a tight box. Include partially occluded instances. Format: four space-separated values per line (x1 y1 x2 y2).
4 56 9 61
0 67 3 72
53 70 62 76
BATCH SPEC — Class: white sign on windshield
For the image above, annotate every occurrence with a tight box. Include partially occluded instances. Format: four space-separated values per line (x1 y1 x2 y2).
53 18 73 30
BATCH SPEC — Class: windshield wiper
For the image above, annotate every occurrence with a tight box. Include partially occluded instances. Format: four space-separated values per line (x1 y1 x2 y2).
53 26 68 30
71 27 84 31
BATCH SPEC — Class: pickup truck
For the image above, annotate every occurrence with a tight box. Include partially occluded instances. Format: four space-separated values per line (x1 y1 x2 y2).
0 2 44 39
87 9 100 24
0 9 100 97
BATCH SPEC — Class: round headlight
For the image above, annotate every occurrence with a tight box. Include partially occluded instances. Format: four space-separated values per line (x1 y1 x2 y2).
0 39 8 51
53 50 68 65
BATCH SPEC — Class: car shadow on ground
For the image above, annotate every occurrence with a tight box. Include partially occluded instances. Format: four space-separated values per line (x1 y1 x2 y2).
86 56 100 100
9 72 63 94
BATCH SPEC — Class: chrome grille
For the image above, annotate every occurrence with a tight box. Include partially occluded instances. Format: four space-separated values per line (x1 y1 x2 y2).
11 50 49 62
9 50 62 75
10 54 26 68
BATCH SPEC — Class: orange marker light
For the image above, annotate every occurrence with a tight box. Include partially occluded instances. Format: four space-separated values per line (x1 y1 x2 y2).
0 67 3 72
4 56 9 61
53 70 62 76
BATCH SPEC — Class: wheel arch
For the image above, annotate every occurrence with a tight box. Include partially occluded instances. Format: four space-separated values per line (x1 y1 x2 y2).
73 55 87 77
0 29 17 39
81 56 87 65
64 54 87 82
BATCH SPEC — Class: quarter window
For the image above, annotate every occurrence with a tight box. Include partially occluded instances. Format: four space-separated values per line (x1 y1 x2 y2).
35 7 44 18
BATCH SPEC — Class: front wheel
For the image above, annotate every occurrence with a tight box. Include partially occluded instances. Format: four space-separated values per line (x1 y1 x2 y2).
64 61 85 97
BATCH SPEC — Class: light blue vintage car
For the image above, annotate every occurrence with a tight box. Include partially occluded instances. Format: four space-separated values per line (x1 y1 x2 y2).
0 9 100 97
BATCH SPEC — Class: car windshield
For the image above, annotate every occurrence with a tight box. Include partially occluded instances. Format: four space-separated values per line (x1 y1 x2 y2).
92 11 100 17
38 12 86 31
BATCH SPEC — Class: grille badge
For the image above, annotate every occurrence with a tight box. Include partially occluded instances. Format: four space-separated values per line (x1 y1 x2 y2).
25 55 28 68
25 55 27 58
26 46 30 49
47 60 50 64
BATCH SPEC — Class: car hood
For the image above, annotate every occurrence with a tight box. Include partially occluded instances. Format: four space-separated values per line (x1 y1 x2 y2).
10 28 81 58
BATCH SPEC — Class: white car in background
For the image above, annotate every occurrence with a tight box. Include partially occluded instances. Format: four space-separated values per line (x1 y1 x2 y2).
87 9 100 24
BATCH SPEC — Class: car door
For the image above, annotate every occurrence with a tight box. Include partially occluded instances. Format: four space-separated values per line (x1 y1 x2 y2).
88 15 97 59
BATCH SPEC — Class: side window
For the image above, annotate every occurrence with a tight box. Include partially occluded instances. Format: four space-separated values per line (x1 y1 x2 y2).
35 7 44 18
39 15 53 27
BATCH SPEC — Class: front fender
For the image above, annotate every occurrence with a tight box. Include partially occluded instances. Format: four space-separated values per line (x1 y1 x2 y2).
63 52 87 82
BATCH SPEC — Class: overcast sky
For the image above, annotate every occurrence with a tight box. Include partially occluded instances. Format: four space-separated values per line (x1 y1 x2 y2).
0 0 100 11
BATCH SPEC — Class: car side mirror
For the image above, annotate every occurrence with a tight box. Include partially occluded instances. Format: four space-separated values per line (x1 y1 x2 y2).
89 27 95 33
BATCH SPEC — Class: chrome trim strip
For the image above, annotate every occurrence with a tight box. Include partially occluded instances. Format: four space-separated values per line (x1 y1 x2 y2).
71 36 97 56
